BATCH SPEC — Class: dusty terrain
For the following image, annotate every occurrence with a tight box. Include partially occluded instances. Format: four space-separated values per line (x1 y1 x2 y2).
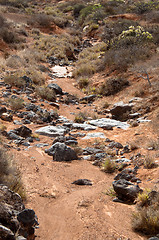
0 1 159 239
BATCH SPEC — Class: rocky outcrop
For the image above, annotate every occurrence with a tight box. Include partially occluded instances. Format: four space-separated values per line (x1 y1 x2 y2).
0 185 38 240
113 179 142 203
45 142 77 161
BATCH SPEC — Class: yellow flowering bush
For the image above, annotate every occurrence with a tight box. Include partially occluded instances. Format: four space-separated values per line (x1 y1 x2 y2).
110 26 153 49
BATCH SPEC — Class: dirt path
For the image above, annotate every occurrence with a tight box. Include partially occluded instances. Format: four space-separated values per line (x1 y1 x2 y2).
15 146 145 240
10 74 150 240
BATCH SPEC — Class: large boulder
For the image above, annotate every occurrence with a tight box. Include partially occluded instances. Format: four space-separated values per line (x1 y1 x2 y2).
47 83 63 95
13 126 32 138
113 179 142 202
45 142 77 161
110 101 133 121
88 118 130 130
35 125 67 137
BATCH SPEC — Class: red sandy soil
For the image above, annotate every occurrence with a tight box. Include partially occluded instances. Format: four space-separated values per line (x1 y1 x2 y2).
0 10 159 240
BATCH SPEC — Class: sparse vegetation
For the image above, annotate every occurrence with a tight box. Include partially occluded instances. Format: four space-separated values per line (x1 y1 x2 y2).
98 77 129 96
132 190 159 235
143 155 157 169
73 42 106 79
74 111 87 123
36 86 56 102
0 146 26 199
102 157 116 173
8 97 24 111
129 142 139 151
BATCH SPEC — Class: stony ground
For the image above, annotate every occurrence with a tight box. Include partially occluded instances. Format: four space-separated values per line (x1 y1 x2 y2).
0 1 159 240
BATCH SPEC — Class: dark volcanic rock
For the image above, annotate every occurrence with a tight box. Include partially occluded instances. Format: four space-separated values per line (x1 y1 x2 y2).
110 102 133 121
72 179 92 185
47 83 63 95
0 225 15 240
113 179 142 202
45 142 77 161
17 209 36 225
14 126 32 138
80 94 96 103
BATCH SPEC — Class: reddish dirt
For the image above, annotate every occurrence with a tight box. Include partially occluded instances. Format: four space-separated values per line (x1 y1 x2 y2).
0 7 159 240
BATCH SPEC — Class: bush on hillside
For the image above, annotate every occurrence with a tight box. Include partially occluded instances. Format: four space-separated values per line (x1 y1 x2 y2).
99 77 129 96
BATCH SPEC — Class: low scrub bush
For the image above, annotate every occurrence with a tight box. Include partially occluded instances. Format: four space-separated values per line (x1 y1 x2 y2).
36 86 56 102
132 191 159 235
99 77 129 96
77 77 89 89
8 97 24 111
144 155 157 169
102 25 154 72
28 14 53 28
4 73 26 88
132 0 159 14
73 42 106 78
74 111 87 123
0 146 26 199
102 19 139 43
34 33 80 64
102 157 116 173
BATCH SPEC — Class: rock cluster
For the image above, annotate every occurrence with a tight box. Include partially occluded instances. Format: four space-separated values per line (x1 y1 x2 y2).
0 185 38 240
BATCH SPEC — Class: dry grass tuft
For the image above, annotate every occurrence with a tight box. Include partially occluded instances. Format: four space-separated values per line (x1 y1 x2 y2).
102 157 116 173
0 146 26 200
132 191 159 235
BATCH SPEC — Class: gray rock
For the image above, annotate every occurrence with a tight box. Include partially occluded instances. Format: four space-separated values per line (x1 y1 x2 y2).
0 107 7 115
14 126 32 138
137 117 151 123
35 125 67 137
13 120 22 125
72 123 96 131
47 83 63 95
16 236 27 240
107 141 123 149
7 132 23 141
113 179 142 202
148 238 159 240
35 143 49 148
45 142 77 161
72 179 92 185
82 132 105 139
88 118 130 130
80 94 96 103
83 147 102 155
65 140 78 146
